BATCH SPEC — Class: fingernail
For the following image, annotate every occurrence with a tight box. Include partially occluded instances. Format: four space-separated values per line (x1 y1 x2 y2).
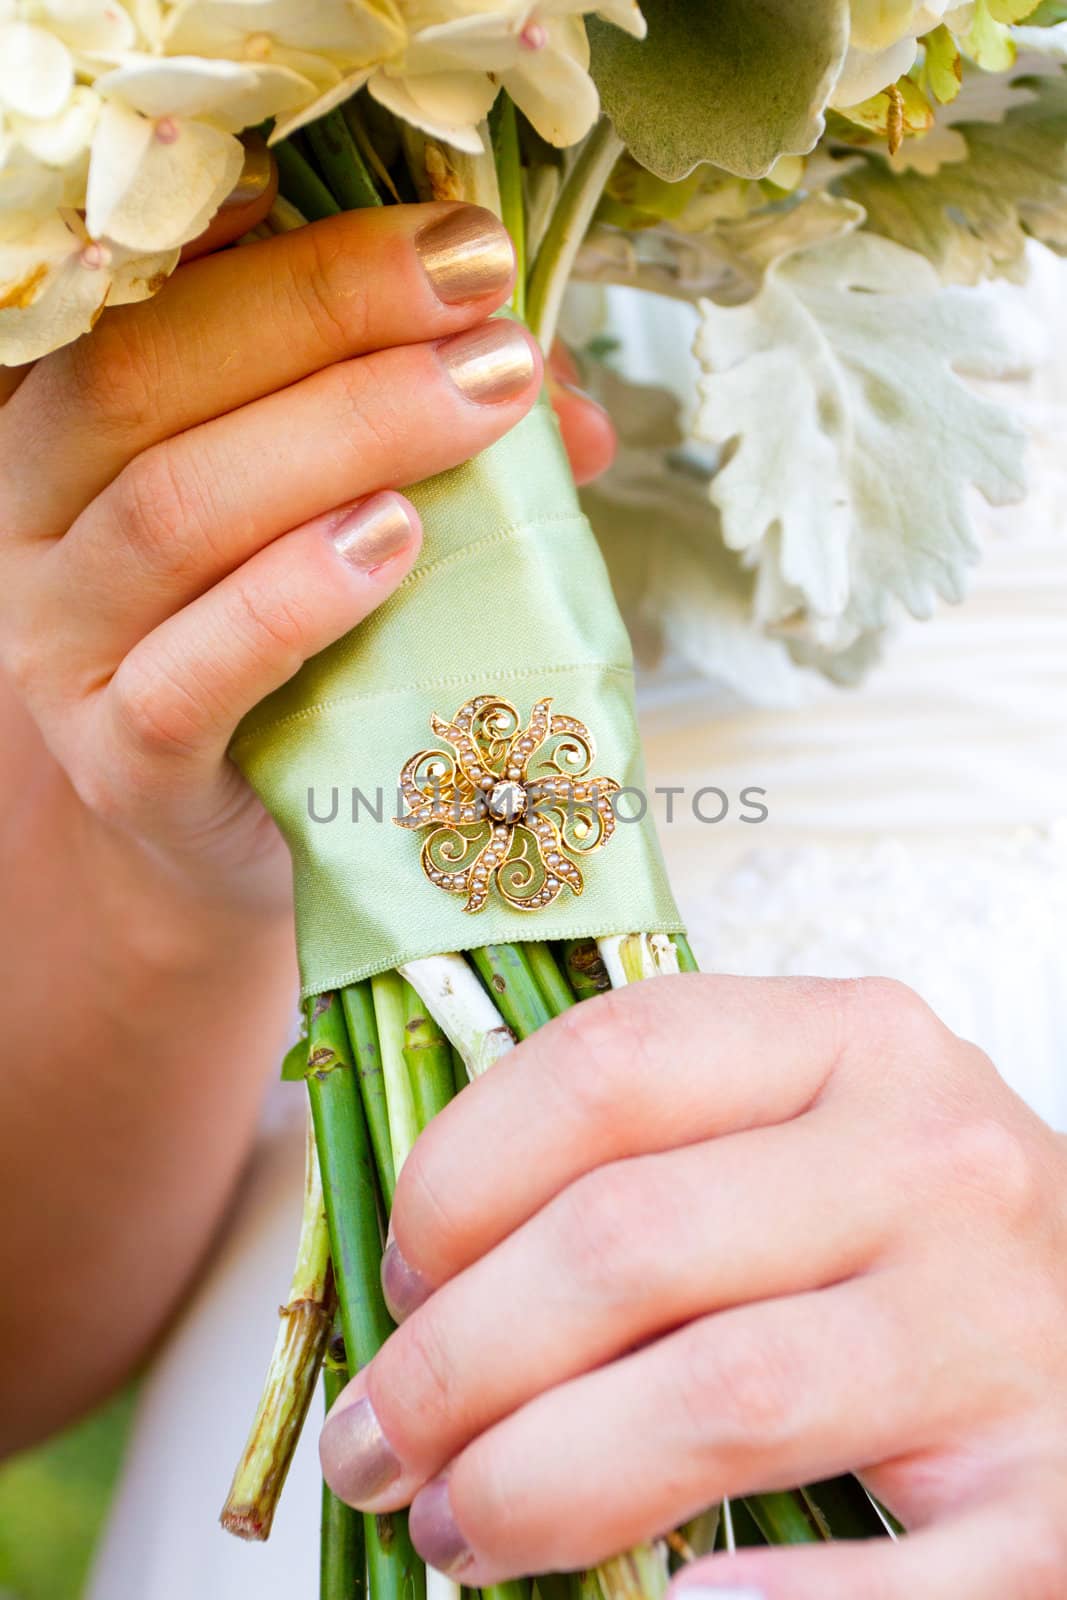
410 1476 472 1575
416 206 515 304
223 134 274 207
319 1394 402 1506
381 1239 432 1322
438 321 537 406
330 492 418 574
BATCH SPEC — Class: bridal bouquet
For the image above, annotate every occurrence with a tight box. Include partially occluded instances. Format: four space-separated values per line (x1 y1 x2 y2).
4 0 1066 1594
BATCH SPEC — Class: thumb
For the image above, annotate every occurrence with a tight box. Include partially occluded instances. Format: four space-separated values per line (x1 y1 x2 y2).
180 136 278 263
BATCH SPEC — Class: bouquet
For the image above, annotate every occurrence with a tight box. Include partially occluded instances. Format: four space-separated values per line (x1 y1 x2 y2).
3 0 1064 1594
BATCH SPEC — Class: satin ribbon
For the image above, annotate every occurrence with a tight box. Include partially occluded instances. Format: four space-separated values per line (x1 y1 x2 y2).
232 400 682 998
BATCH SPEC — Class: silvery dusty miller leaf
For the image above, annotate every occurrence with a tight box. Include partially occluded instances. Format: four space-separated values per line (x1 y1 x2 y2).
695 229 1028 635
836 63 1067 279
587 0 851 181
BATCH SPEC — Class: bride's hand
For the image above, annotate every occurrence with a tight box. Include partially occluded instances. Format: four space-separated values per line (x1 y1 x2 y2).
0 197 566 911
320 975 1067 1599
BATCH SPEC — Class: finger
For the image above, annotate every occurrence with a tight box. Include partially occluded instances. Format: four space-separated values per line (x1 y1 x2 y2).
320 1108 891 1509
4 202 516 538
403 1275 951 1582
549 374 617 486
179 137 277 262
671 1493 1063 1600
83 491 420 818
40 321 540 682
385 977 853 1298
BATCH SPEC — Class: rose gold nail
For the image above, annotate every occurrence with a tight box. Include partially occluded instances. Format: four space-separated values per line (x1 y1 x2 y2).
438 321 536 405
330 493 419 573
222 134 274 208
415 206 515 304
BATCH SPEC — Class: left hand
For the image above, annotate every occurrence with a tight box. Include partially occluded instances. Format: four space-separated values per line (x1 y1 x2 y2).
319 975 1067 1598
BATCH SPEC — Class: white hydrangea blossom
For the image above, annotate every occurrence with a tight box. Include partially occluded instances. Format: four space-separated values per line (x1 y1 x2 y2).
0 0 643 364
834 1 976 106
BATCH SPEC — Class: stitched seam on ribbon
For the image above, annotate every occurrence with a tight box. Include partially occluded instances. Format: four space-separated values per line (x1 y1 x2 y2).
299 919 688 1001
399 513 590 593
231 661 634 753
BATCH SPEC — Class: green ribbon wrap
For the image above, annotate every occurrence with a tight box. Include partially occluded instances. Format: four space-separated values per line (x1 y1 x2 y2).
232 400 682 998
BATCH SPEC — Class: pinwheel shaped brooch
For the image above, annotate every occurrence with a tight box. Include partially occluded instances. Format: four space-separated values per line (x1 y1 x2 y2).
396 694 621 913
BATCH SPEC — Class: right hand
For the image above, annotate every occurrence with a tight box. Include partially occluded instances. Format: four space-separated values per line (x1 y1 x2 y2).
0 200 543 914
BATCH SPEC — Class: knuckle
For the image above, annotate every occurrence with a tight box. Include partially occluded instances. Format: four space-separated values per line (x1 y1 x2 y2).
110 445 209 581
228 575 314 675
549 984 663 1130
681 1324 798 1453
60 314 164 437
937 1114 1040 1221
555 1164 652 1300
288 223 373 354
329 358 404 459
109 649 203 760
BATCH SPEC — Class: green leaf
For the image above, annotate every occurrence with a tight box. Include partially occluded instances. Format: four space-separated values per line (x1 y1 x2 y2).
920 24 963 104
587 0 851 181
693 229 1027 635
963 0 1017 70
987 0 1043 19
281 1035 309 1082
836 67 1067 280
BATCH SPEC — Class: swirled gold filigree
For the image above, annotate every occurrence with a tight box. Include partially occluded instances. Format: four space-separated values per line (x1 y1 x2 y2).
395 694 621 913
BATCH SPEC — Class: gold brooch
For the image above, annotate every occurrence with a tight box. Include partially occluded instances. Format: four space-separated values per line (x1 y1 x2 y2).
396 695 621 913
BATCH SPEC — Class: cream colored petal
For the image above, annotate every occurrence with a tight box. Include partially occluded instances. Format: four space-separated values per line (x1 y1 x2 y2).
0 214 107 364
165 0 403 62
501 32 598 146
86 99 243 250
0 22 74 120
268 65 372 143
42 0 138 53
368 67 491 152
107 242 180 303
10 86 100 165
94 54 315 130
832 36 919 106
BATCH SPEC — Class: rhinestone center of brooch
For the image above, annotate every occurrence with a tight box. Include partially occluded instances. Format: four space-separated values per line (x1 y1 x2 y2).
486 781 527 822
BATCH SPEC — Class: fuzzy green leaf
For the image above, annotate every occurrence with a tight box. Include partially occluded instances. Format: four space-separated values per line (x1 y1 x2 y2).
694 230 1027 634
587 0 851 181
836 67 1067 280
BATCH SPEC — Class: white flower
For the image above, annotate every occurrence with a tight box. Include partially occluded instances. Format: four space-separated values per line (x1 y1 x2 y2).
0 207 177 364
85 53 316 249
163 0 405 101
834 1 975 106
269 1 646 151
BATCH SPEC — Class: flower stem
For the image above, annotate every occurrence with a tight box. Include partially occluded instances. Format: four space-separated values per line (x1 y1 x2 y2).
321 1315 365 1600
399 954 515 1080
470 944 555 1038
274 139 341 221
220 1103 333 1541
526 119 624 350
523 941 576 1017
402 978 457 1129
305 992 424 1600
562 938 611 1003
490 95 527 319
306 108 383 211
343 981 397 1208
372 971 422 1176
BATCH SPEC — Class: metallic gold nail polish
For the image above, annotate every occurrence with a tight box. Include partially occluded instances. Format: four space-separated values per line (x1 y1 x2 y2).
416 207 515 304
330 493 417 573
222 134 274 208
438 321 536 406
319 1395 402 1506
